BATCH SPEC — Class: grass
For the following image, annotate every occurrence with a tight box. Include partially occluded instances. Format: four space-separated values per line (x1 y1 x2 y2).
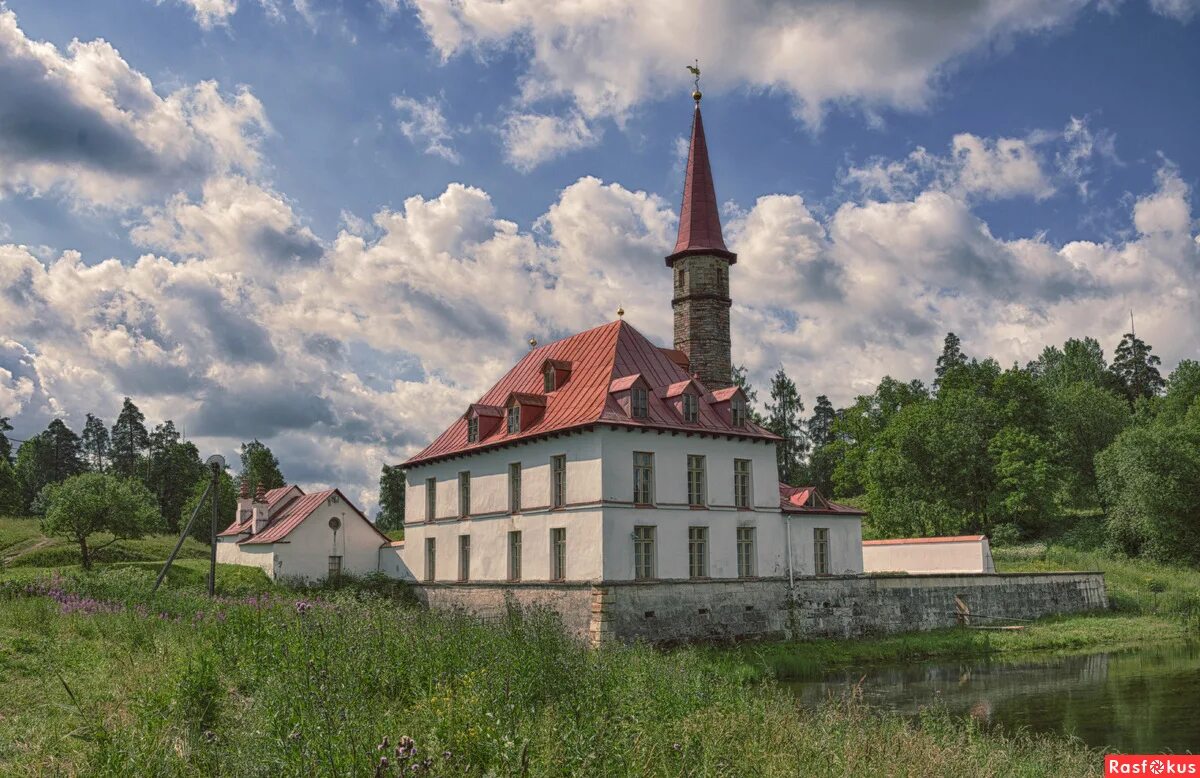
1 515 212 571
0 566 1102 777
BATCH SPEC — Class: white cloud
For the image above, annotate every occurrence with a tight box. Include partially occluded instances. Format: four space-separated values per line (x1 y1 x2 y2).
501 111 600 172
1055 116 1119 198
158 0 239 29
0 8 269 208
1148 0 1200 21
392 94 461 163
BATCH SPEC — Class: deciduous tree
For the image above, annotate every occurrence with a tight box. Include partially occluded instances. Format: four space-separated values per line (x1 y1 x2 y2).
238 439 285 495
41 473 160 570
377 464 406 533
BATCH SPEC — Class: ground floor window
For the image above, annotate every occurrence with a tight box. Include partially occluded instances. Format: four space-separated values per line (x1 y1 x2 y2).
328 555 343 579
814 527 830 575
508 530 522 581
736 526 756 578
424 537 436 582
688 526 708 578
550 528 566 581
458 534 470 581
633 525 655 579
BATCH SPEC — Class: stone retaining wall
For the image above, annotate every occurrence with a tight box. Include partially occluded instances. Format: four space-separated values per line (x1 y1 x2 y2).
410 572 1108 645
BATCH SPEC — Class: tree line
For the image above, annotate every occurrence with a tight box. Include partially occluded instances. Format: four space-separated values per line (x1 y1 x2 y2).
739 329 1200 567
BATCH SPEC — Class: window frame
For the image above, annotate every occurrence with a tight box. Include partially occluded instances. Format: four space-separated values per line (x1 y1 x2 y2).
736 526 756 578
633 525 656 579
734 458 752 509
633 451 655 505
543 365 555 392
458 534 471 581
424 537 436 582
550 528 567 581
551 454 567 509
424 477 436 522
508 530 522 581
328 554 343 579
458 471 471 519
686 454 707 507
813 527 830 576
731 399 746 428
467 416 479 443
688 526 708 579
631 386 649 419
682 392 699 423
508 462 522 514
506 404 520 434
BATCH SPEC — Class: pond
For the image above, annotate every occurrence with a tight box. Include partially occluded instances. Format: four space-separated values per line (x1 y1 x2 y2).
786 641 1200 754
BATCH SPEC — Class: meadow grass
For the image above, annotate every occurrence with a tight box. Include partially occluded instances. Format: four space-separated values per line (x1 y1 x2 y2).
0 566 1103 777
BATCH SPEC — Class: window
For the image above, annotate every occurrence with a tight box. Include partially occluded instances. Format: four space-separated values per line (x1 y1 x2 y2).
687 455 706 507
814 528 830 576
550 528 567 580
736 527 756 578
424 538 436 582
458 472 471 518
458 534 471 581
508 530 522 581
633 452 655 504
633 526 656 579
507 405 520 434
682 393 699 423
543 365 555 392
731 399 746 427
508 463 522 513
734 459 752 509
631 386 649 419
551 455 567 509
328 555 343 579
688 526 708 578
467 416 479 442
425 477 436 521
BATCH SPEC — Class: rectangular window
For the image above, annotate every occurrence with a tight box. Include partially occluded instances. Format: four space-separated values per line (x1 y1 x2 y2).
458 534 470 581
425 477 436 521
734 459 752 509
736 527 756 578
458 472 470 518
550 528 567 581
508 462 522 513
633 452 655 504
631 386 649 419
682 393 699 423
424 537 436 582
633 526 656 579
467 417 479 442
507 405 520 434
328 555 343 579
731 400 746 427
551 455 567 509
543 367 555 392
687 454 706 507
814 528 830 576
508 530 522 581
688 526 708 578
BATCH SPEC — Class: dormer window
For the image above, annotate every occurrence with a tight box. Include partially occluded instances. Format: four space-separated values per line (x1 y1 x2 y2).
632 386 649 419
507 405 520 434
731 398 746 427
682 393 699 423
543 365 555 392
467 417 479 442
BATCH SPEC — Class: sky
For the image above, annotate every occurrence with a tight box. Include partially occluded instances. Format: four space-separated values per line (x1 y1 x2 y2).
0 0 1197 513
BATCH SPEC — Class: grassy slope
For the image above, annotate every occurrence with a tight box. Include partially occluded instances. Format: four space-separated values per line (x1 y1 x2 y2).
1 515 212 571
0 567 1100 777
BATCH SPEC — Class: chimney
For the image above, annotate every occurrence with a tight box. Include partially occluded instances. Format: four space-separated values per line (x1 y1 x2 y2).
237 478 253 531
251 483 269 535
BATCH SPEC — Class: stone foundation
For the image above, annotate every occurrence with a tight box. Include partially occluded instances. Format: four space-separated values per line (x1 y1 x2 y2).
410 572 1108 646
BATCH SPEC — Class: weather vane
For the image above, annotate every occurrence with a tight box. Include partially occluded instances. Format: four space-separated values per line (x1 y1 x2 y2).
687 60 701 101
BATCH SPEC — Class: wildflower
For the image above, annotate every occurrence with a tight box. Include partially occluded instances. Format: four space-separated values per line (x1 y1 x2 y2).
204 730 217 744
378 737 390 751
296 600 312 615
442 750 451 760
673 743 682 752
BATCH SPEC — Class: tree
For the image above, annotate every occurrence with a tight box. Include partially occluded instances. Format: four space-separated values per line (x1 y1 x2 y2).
81 413 110 472
0 416 12 465
1029 337 1121 393
828 377 928 497
147 421 204 532
987 426 1058 536
731 365 765 424
1159 360 1200 426
807 395 836 449
1110 331 1166 405
41 473 160 570
14 420 86 511
764 367 806 484
805 396 839 495
377 464 406 533
181 470 238 544
110 397 150 480
934 332 967 390
0 460 21 516
1048 382 1130 504
239 439 285 495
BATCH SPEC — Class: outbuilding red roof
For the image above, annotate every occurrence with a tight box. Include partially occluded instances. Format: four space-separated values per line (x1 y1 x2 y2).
863 535 986 546
667 102 736 265
219 485 390 546
216 485 298 537
404 319 778 468
779 483 867 516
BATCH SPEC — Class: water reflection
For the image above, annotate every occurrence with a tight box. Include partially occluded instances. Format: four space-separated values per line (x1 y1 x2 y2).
786 642 1200 754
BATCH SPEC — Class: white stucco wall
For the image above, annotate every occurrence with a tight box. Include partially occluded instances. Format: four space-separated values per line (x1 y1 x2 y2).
786 516 864 576
216 538 275 577
862 537 994 574
379 544 413 580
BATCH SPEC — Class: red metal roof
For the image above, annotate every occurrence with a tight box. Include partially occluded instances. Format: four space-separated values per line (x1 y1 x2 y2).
217 485 300 537
404 319 778 467
666 103 736 265
240 486 390 545
863 535 986 546
779 483 867 516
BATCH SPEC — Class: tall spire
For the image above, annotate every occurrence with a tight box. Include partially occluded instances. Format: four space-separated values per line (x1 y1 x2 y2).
666 92 736 266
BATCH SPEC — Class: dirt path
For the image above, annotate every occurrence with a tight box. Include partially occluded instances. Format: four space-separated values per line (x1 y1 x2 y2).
1 537 53 567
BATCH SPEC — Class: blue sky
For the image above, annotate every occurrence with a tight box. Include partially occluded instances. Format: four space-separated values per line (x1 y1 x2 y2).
0 0 1197 510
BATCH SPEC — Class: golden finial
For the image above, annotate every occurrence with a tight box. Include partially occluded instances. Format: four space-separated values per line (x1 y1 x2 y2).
687 60 701 102
617 306 625 319
528 337 537 349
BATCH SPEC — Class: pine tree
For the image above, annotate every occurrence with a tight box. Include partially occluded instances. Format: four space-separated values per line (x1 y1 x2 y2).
15 420 86 511
934 332 967 390
765 367 807 484
1110 331 1166 405
377 464 407 533
0 416 12 465
147 421 204 531
807 395 836 449
731 365 765 424
81 413 110 472
239 440 285 495
110 397 150 480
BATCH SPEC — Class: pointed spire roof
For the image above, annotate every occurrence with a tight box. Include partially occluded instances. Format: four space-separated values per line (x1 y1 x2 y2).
666 97 736 266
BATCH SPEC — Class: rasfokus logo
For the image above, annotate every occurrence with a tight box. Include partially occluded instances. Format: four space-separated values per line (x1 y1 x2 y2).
1105 756 1200 776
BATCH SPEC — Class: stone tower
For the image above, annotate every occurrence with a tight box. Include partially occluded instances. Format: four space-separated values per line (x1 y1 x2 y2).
666 92 736 390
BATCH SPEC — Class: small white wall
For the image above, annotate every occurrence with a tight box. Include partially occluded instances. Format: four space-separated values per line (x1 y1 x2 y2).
274 494 385 582
378 544 413 581
786 516 865 577
862 537 993 574
216 537 275 578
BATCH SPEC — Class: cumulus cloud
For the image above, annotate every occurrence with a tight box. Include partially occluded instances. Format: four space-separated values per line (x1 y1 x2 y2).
501 111 601 172
392 94 461 163
0 9 269 208
158 0 239 29
1148 0 1200 21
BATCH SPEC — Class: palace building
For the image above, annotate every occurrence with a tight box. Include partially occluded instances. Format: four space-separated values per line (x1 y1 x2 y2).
398 91 866 587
